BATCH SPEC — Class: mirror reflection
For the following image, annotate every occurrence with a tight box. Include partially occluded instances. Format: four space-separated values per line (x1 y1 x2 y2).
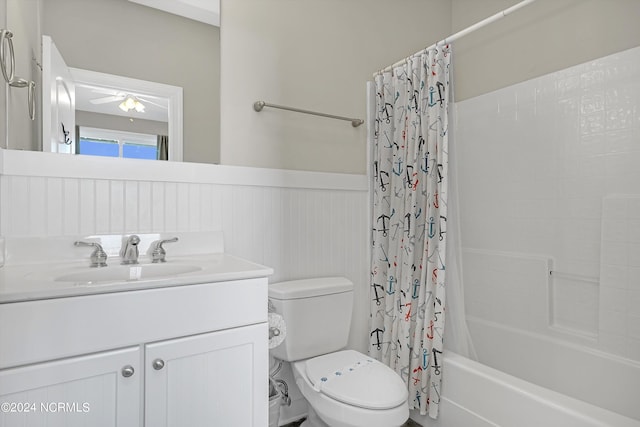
4 0 220 164
72 67 181 161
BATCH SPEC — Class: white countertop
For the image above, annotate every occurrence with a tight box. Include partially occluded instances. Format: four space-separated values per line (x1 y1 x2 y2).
0 253 273 304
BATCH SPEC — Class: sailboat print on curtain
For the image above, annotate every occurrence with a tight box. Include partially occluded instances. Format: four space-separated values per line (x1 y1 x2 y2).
369 45 450 419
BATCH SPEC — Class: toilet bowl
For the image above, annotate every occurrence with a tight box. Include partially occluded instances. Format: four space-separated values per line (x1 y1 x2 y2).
268 277 409 427
292 350 409 427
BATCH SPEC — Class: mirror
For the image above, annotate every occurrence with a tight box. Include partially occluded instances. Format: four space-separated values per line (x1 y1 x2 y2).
71 67 183 161
3 0 220 164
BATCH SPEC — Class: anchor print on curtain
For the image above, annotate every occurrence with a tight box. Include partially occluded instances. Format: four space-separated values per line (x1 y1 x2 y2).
369 46 450 419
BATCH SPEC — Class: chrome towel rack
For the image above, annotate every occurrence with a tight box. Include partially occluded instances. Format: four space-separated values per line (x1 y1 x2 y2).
1 28 36 121
253 101 364 127
549 270 599 284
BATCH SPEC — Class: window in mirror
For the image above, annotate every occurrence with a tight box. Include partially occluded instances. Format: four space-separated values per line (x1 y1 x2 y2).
78 127 161 160
78 138 119 158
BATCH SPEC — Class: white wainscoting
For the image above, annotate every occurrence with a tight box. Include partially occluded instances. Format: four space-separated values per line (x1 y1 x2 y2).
0 154 370 352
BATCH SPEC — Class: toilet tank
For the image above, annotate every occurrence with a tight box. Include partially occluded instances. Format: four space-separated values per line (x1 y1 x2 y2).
269 277 354 361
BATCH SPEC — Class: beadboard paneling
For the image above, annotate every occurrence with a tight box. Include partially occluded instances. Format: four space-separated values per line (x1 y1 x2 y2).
0 175 370 352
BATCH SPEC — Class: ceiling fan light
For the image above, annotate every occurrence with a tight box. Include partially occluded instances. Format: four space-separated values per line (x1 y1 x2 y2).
134 100 145 112
124 97 136 110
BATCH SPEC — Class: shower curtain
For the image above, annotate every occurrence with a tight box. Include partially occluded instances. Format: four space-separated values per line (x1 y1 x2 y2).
369 46 451 418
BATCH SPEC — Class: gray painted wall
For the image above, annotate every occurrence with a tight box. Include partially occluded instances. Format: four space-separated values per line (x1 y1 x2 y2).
1 0 6 148
452 0 640 101
76 111 168 136
220 0 640 173
3 0 41 151
220 0 452 174
4 1 639 171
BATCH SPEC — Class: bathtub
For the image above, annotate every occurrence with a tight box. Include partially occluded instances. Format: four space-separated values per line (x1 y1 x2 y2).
410 317 640 426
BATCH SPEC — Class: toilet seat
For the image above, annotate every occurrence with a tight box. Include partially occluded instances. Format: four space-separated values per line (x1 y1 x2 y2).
303 350 408 410
292 350 409 427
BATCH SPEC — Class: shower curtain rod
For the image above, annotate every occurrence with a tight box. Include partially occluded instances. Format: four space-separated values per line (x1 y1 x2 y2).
253 100 364 127
376 0 537 75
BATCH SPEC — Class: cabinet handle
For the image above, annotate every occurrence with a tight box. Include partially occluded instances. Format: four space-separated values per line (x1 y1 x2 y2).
121 365 135 378
152 359 165 370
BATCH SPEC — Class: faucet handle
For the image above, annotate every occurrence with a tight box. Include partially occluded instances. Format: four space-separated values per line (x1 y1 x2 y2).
74 241 108 268
151 237 178 263
120 235 141 265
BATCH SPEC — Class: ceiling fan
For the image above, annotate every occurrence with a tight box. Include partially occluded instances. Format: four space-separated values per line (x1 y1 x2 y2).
89 88 167 112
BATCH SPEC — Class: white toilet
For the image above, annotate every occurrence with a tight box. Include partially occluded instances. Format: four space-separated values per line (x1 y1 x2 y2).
269 277 409 427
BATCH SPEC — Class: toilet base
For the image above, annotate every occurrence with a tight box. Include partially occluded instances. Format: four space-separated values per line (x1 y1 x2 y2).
300 406 329 427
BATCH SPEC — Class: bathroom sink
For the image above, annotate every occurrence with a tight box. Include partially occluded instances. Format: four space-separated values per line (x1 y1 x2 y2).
3 252 273 303
53 263 202 284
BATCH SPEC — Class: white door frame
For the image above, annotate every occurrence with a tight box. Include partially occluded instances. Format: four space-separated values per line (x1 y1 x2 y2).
70 68 184 162
42 35 76 154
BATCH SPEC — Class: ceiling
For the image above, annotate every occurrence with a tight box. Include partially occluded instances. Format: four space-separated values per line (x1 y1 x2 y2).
127 0 220 27
75 82 170 123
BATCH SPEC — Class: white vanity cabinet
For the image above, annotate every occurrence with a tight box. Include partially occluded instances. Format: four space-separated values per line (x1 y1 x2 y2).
0 277 269 427
145 323 267 426
0 347 141 427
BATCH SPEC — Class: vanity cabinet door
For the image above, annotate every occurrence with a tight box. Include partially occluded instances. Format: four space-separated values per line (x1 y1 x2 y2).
144 323 268 427
0 347 141 427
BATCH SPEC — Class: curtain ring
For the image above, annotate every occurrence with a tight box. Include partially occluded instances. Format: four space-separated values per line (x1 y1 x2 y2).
0 29 16 83
28 80 36 120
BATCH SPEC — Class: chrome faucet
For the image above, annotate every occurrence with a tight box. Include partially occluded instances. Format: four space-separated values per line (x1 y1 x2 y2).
120 235 141 265
74 241 108 268
150 237 178 263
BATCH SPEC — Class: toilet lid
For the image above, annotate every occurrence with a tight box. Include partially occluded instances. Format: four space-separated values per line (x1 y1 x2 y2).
304 350 408 410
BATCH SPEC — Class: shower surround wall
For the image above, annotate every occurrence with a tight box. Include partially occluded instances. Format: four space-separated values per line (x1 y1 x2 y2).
457 45 640 361
0 158 370 351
